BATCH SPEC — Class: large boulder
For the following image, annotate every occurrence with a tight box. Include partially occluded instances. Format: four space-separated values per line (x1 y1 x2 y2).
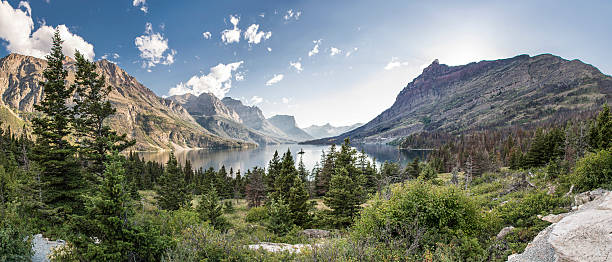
508 189 612 262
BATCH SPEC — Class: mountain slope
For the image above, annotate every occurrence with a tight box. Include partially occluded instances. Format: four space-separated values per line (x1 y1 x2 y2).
221 97 291 140
304 123 363 139
305 54 612 144
267 115 313 142
169 93 290 145
0 53 252 151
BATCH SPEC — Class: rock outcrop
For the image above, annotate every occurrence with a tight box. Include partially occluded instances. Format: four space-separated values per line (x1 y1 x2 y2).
267 115 313 142
507 189 612 262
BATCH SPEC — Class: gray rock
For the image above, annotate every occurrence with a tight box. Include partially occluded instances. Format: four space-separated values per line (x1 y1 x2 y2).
508 190 612 262
301 229 331 239
496 226 515 240
31 234 65 262
247 242 318 254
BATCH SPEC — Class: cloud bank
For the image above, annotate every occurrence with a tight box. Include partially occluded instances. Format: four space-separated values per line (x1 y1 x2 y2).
168 61 244 98
0 1 95 60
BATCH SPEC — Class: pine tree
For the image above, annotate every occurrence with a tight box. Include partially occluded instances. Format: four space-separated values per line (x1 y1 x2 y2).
588 104 612 150
266 151 281 195
324 138 363 228
297 155 308 183
71 51 134 179
156 153 188 210
287 176 310 227
266 198 292 236
197 187 227 230
245 167 266 207
73 153 135 260
324 167 361 228
31 30 82 220
315 145 336 196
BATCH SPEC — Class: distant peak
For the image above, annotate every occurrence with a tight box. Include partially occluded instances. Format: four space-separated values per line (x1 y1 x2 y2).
432 59 439 65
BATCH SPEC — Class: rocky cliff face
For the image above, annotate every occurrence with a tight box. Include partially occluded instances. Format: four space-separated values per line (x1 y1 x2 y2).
304 123 363 139
169 93 290 145
307 54 612 144
0 53 251 151
221 97 289 140
171 93 241 123
267 115 313 142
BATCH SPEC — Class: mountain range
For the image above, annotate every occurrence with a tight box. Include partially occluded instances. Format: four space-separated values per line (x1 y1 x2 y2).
0 53 316 151
304 54 612 144
303 123 363 139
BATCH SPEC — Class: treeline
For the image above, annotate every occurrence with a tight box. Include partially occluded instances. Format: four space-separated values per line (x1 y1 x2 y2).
400 107 610 178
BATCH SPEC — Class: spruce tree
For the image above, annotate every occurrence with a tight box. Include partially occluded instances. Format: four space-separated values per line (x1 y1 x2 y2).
71 51 134 179
266 198 292 236
156 153 188 210
197 187 227 230
245 167 266 207
74 153 135 260
288 176 310 227
31 30 82 220
315 145 336 196
324 138 364 228
588 104 612 150
266 151 281 194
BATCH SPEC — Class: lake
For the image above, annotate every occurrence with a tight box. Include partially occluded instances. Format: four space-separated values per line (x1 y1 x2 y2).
137 144 430 172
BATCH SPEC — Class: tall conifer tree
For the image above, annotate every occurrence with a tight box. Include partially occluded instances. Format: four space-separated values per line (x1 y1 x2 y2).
31 30 82 220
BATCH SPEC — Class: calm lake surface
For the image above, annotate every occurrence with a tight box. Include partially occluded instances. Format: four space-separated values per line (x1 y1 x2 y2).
138 144 430 172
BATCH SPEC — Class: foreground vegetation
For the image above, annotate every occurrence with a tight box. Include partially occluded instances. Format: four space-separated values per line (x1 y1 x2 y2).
1 31 611 261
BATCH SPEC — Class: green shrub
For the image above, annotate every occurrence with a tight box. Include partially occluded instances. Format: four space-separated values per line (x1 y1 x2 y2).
351 181 498 260
497 190 568 228
245 206 268 223
0 223 33 261
570 149 612 191
223 200 235 214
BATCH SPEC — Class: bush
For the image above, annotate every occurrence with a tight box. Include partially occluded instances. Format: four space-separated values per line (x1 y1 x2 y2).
497 190 568 228
350 181 497 260
570 149 612 191
245 206 268 223
0 223 33 261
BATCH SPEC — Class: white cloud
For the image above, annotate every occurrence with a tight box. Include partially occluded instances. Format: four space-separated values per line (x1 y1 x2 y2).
345 47 358 57
259 13 265 18
0 1 95 60
168 61 244 98
289 60 303 72
235 72 245 81
132 0 147 13
282 97 291 104
202 31 211 39
134 22 175 68
330 47 341 56
267 47 272 52
221 15 241 44
250 96 263 105
101 52 120 60
244 24 271 44
308 39 321 57
265 74 284 86
384 57 409 70
284 9 301 20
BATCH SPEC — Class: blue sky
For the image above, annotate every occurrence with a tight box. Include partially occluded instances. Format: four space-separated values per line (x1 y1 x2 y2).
1 0 611 127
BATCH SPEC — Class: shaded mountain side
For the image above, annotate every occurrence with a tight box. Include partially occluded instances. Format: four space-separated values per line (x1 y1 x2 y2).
221 97 291 140
169 93 291 145
267 115 313 142
303 54 612 145
0 53 253 151
304 123 363 139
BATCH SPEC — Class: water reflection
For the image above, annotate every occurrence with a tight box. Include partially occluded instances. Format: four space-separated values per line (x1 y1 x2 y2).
137 144 429 172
